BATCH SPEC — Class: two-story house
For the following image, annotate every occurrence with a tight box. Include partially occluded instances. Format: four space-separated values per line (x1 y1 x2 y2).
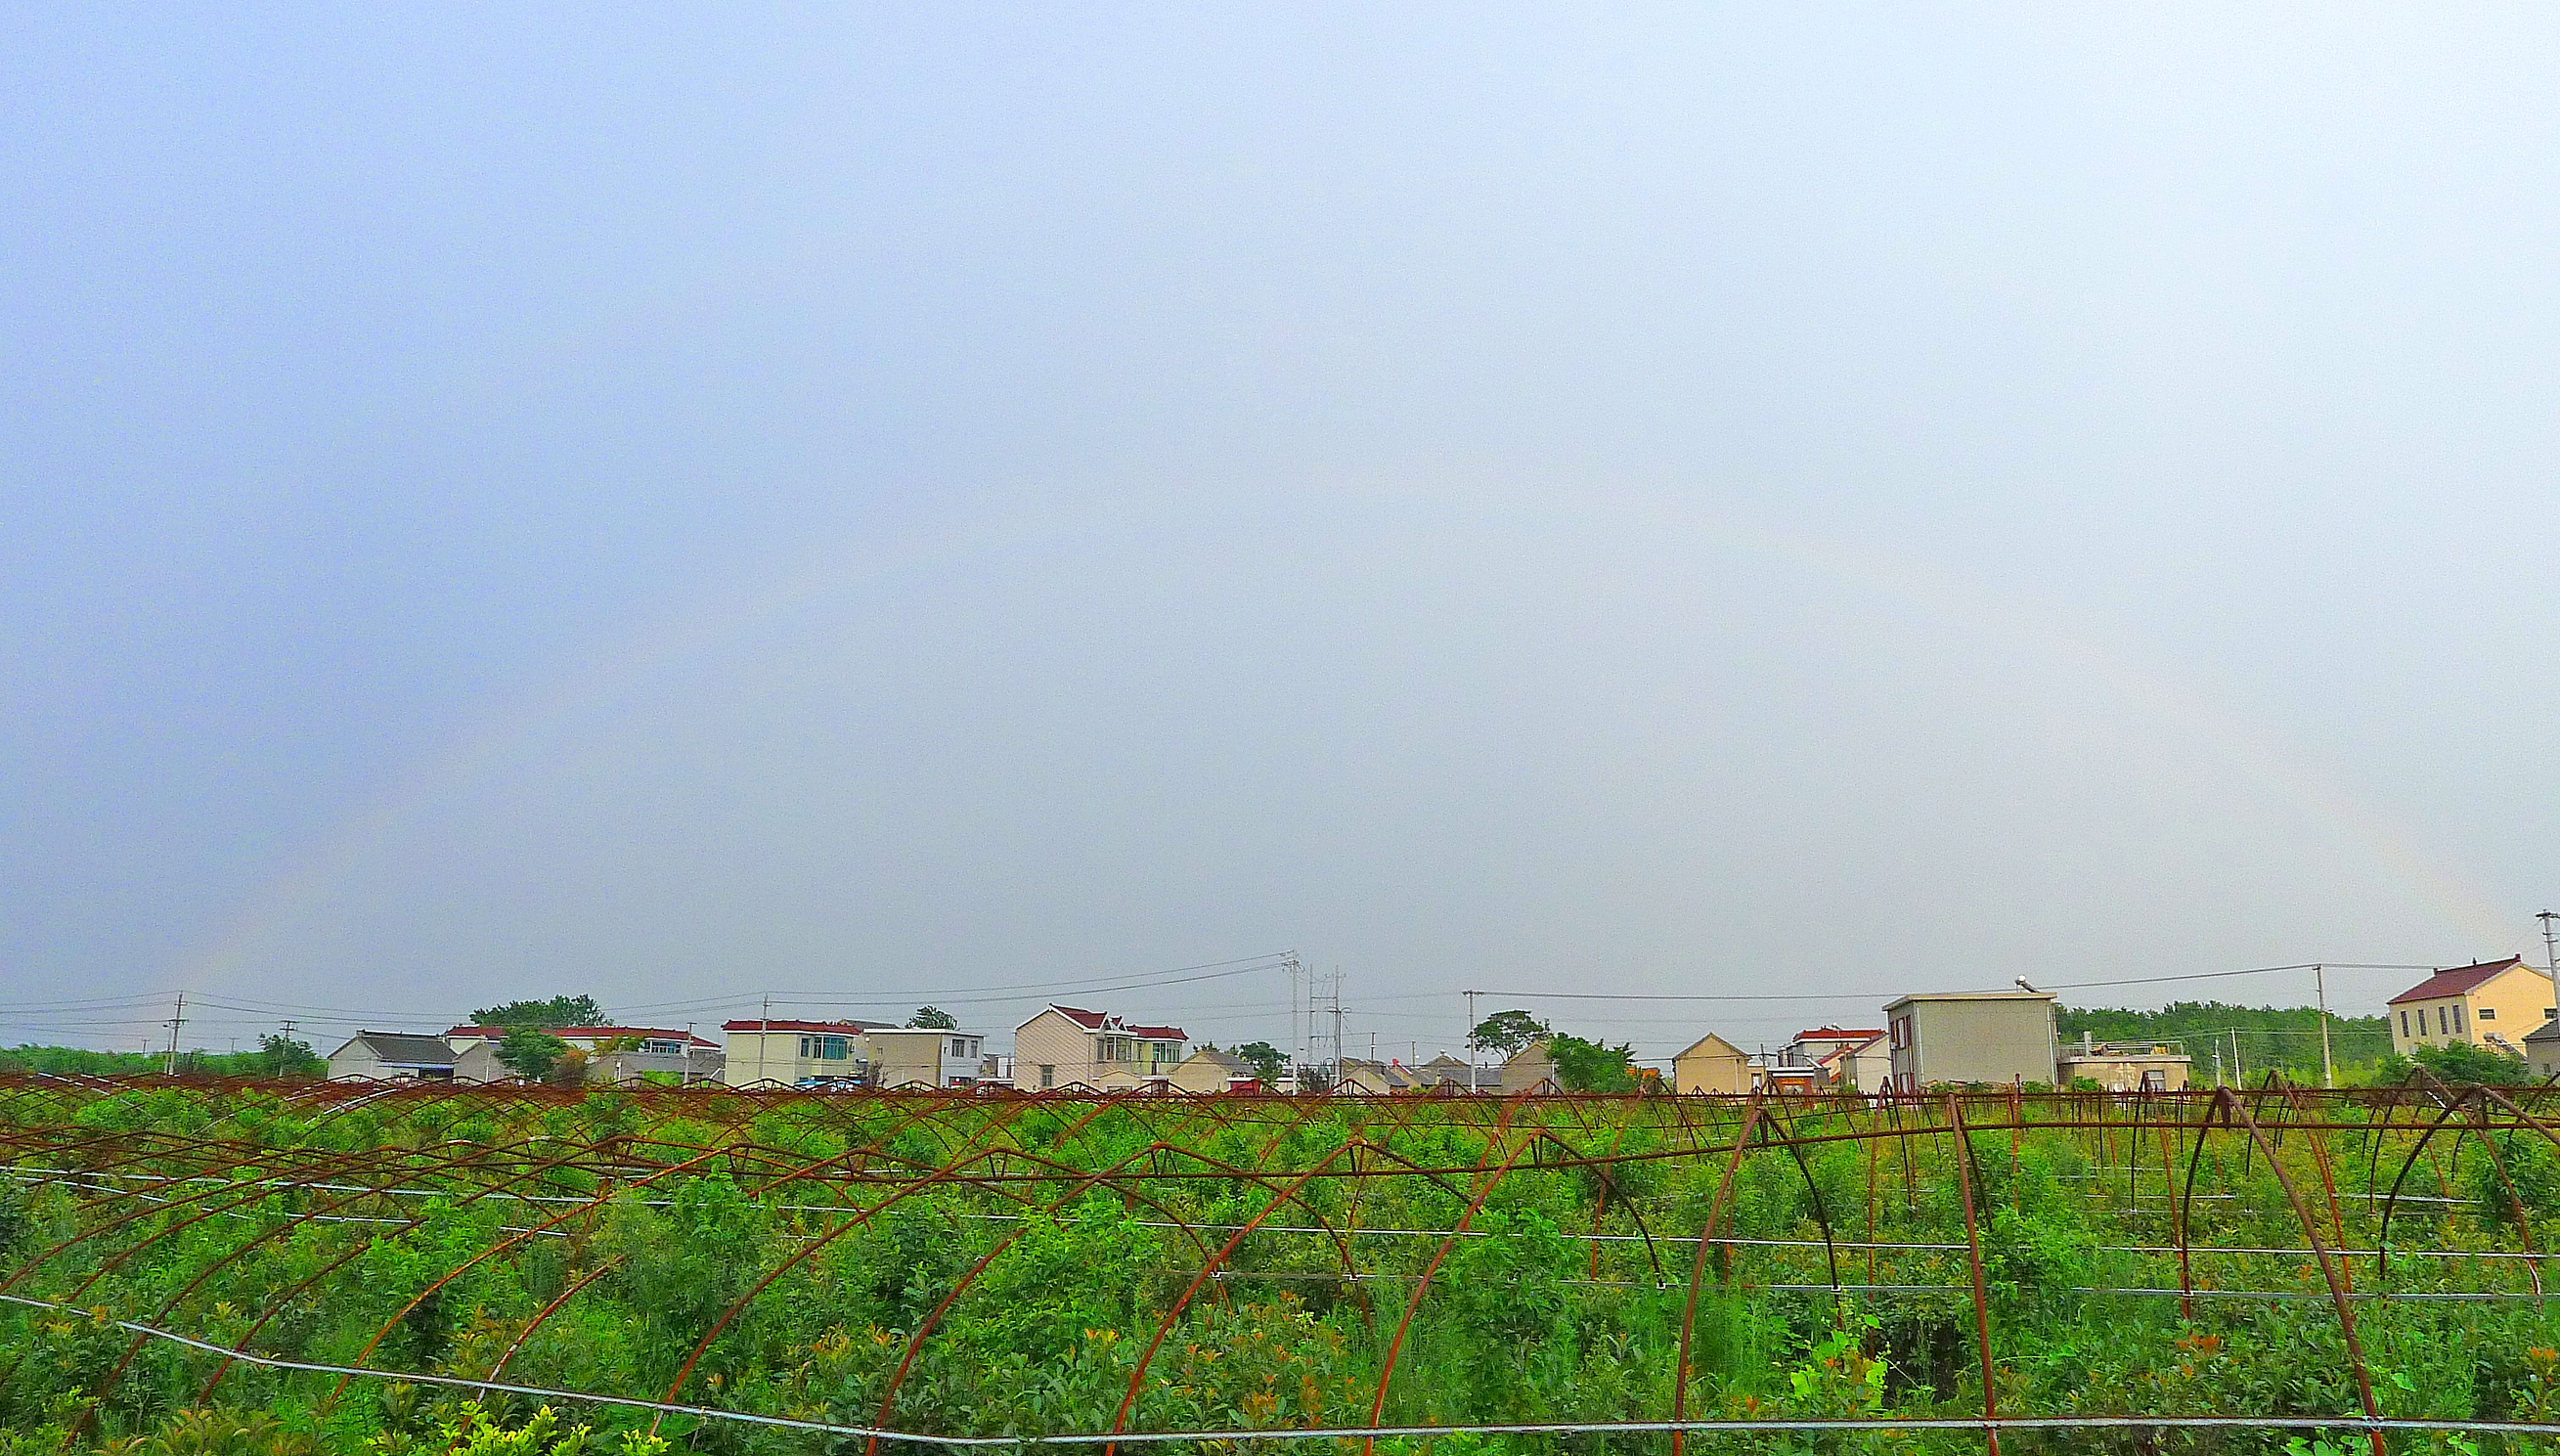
1012 1005 1187 1091
2388 957 2556 1058
719 1018 900 1086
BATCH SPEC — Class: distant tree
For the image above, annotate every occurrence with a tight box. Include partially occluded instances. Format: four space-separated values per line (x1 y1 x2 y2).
496 1028 572 1081
908 1006 958 1030
544 1046 591 1087
1471 1010 1549 1059
472 995 605 1029
1548 1035 1638 1092
259 1034 322 1078
1233 1040 1287 1082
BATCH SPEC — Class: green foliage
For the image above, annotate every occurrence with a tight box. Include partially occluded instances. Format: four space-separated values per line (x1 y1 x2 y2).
470 995 606 1028
1470 1009 1548 1058
2381 1039 2534 1085
0 1043 318 1077
496 1027 573 1081
1548 1034 1637 1092
2057 1001 2388 1081
1231 1039 1286 1081
256 1034 324 1077
907 1005 958 1029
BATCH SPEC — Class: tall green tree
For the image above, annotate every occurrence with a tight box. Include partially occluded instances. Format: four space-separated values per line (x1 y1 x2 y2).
471 994 605 1028
908 1005 958 1029
1548 1035 1637 1092
1471 1009 1549 1058
1232 1040 1286 1082
496 1027 572 1081
259 1034 322 1077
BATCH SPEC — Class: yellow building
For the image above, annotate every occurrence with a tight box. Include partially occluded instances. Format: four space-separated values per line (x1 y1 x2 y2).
2387 957 2555 1057
1671 1032 1752 1094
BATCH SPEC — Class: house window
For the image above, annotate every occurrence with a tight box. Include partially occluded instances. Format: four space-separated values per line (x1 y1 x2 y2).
798 1036 851 1060
2399 1010 2408 1037
1038 1064 1055 1089
949 1037 969 1058
641 1038 684 1054
2454 1004 2466 1034
2141 1070 2166 1092
2480 1007 2496 1021
2438 1007 2449 1037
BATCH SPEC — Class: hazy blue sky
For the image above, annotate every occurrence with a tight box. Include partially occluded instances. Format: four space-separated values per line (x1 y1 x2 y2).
7 6 2558 1062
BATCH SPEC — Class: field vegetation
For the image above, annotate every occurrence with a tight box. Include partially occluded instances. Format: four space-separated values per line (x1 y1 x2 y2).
6 1076 2560 1455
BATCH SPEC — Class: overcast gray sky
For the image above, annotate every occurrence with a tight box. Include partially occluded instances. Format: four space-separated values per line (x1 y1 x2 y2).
6 6 2558 1062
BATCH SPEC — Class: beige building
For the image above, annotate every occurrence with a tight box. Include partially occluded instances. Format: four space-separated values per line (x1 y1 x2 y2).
1012 1005 1187 1091
2523 1018 2560 1080
1499 1041 1559 1094
1168 1047 1257 1093
1882 990 2057 1091
325 1032 457 1081
867 1027 989 1088
1336 1058 1417 1094
720 1018 896 1086
1830 1035 1890 1092
1671 1033 1752 1094
2388 957 2555 1058
2056 1039 2191 1092
444 1025 723 1084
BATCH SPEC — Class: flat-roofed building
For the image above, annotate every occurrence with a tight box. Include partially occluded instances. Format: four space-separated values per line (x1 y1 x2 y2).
720 1018 897 1086
1882 990 2057 1092
866 1027 989 1088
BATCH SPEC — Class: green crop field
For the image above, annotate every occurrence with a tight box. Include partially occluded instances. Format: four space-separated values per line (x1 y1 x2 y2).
7 1076 2560 1455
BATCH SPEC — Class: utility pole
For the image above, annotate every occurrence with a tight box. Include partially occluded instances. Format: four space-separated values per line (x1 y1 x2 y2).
277 1019 299 1078
163 992 185 1075
1465 991 1479 1071
2541 911 2559 977
2314 965 2335 1089
2230 1029 2244 1086
1331 973 1345 1081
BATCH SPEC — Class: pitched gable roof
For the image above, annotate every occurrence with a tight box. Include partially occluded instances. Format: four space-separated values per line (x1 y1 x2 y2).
719 1018 894 1035
1033 1005 1187 1039
2388 957 2542 1005
350 1033 457 1067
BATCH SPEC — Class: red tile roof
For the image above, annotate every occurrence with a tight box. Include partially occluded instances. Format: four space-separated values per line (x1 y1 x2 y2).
1039 1005 1186 1040
717 1019 890 1036
1793 1026 1885 1043
2387 957 2538 1006
448 1025 718 1046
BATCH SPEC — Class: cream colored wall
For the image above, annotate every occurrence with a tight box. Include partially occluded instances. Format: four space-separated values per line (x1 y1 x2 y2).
868 1030 949 1088
2391 968 2556 1054
1014 1011 1095 1090
1674 1037 1750 1094
2472 967 2555 1048
2057 1054 2190 1092
1168 1053 1245 1092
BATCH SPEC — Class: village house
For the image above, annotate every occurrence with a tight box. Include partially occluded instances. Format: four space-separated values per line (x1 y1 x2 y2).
1882 990 2057 1091
1335 1058 1417 1094
2056 1036 2191 1092
1410 1054 1502 1092
1784 1026 1889 1092
442 1025 724 1084
1012 1005 1187 1091
720 1018 898 1086
2387 957 2555 1058
1167 1047 1257 1093
2524 1018 2560 1080
1671 1033 1752 1094
865 1027 990 1088
324 1032 459 1081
